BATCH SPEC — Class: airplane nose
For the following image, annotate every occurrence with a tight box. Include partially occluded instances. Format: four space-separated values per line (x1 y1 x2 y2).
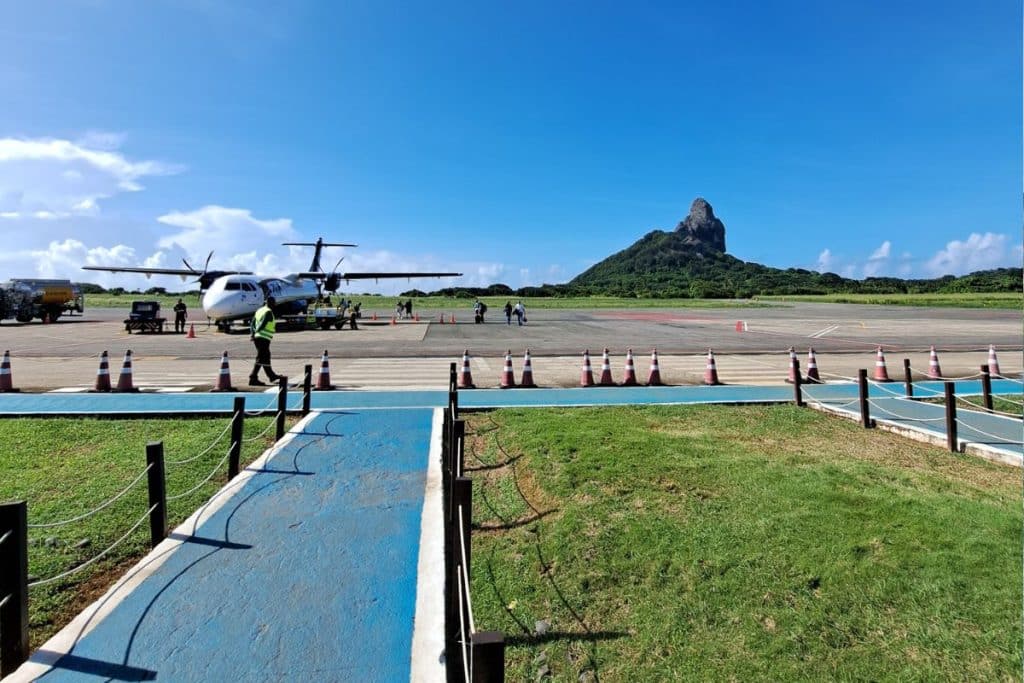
202 291 230 320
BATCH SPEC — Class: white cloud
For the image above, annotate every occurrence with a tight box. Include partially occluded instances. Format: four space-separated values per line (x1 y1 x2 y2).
863 240 892 277
0 136 181 219
925 232 1020 276
816 248 833 273
157 205 297 268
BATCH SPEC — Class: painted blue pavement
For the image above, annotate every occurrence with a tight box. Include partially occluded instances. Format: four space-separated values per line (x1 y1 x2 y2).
0 379 1019 414
30 409 433 682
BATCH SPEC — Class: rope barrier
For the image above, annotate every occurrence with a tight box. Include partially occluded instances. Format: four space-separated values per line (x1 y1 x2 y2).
457 565 471 683
992 374 1024 385
29 503 158 588
952 418 1024 444
243 413 282 442
458 505 476 634
817 371 858 383
0 529 10 547
244 390 282 416
868 381 914 398
903 364 985 382
864 398 948 423
27 464 153 529
166 444 235 502
165 420 233 466
0 593 9 610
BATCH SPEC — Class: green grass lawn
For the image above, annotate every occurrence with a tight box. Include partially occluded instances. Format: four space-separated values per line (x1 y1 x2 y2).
465 405 1022 681
0 416 293 648
755 292 1022 309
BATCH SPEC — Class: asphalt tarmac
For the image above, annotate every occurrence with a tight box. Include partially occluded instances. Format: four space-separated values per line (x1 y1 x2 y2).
0 303 1019 390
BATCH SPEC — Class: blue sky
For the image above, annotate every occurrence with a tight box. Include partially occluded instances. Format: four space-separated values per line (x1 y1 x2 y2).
0 0 1020 292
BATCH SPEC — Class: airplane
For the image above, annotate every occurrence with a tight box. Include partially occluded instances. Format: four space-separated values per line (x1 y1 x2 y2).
83 238 462 330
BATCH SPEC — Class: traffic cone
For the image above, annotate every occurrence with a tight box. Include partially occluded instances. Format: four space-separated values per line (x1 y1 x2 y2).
927 346 943 379
315 349 335 390
520 349 537 388
647 348 662 386
457 350 475 389
806 347 822 383
621 348 638 386
598 348 615 386
580 349 595 387
390 315 397 326
372 312 378 321
988 345 1002 377
211 351 235 392
186 323 196 339
414 313 419 322
93 350 111 392
114 349 139 392
786 347 801 384
873 346 892 382
499 350 516 388
439 314 445 324
704 349 721 386
0 350 16 392
450 314 456 324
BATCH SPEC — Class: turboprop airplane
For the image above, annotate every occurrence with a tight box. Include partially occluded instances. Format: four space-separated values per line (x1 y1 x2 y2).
83 238 462 329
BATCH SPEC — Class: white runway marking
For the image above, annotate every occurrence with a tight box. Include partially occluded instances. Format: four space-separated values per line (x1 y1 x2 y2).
809 324 840 338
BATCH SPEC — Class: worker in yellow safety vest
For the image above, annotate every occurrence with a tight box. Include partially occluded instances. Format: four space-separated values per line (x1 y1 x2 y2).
249 296 281 386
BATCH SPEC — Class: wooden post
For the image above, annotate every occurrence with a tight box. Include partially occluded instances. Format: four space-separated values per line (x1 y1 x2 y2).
450 389 459 421
858 369 873 428
276 376 288 441
792 359 804 407
903 358 913 398
944 381 958 452
146 442 168 547
454 420 466 479
981 364 993 412
302 364 312 416
0 501 29 677
229 396 245 479
471 631 506 683
450 361 457 393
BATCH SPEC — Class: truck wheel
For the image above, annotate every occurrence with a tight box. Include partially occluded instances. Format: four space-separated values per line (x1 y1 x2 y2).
319 319 331 330
334 320 344 330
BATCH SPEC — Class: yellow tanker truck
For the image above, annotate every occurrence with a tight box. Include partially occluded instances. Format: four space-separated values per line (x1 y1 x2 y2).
0 279 84 323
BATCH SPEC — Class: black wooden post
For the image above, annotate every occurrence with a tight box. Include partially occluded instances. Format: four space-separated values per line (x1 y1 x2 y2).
0 501 28 677
229 396 245 480
276 376 288 441
981 365 993 412
450 361 457 393
792 359 804 407
454 420 466 479
302 364 312 416
858 369 873 428
450 389 459 421
146 442 167 547
903 358 913 398
944 381 958 452
471 631 506 683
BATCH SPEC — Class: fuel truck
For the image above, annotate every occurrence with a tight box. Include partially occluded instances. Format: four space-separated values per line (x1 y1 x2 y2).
0 279 84 323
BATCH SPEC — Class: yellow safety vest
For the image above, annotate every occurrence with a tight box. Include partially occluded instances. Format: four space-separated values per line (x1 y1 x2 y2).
251 305 276 340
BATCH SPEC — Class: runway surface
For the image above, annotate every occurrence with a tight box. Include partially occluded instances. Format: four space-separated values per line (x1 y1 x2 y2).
0 303 1019 390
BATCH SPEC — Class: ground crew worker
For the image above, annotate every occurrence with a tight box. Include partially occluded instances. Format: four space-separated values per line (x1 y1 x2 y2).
249 296 281 386
173 298 188 333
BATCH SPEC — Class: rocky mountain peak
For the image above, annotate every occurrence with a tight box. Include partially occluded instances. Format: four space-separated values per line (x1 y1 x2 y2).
674 197 726 253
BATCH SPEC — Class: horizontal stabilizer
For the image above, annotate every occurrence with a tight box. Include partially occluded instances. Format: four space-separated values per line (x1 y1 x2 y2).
282 242 358 248
296 271 462 280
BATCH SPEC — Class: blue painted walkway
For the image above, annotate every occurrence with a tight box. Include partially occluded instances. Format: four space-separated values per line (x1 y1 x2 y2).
16 410 435 682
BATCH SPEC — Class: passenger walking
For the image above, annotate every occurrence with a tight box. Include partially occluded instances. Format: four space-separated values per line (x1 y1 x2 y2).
395 301 404 320
249 296 280 386
173 298 188 333
514 300 526 326
503 301 513 325
405 299 413 318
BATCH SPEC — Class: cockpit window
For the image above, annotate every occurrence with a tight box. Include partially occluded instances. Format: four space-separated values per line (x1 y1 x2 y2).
242 282 257 291
225 282 242 290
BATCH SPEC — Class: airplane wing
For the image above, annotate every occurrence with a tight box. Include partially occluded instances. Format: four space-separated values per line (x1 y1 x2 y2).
82 266 253 276
296 271 462 280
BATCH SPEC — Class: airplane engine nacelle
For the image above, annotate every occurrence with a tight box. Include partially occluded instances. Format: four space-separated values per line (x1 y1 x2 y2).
325 274 341 292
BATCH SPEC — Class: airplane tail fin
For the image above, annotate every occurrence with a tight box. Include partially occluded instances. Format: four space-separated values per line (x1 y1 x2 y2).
282 238 358 273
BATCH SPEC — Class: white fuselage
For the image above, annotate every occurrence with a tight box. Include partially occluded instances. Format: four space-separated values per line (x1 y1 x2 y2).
201 274 319 322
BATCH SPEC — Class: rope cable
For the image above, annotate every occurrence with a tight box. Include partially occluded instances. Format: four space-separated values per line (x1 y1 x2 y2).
458 504 476 634
457 566 471 683
0 529 11 547
27 464 153 529
243 413 282 442
864 399 948 423
166 444 234 502
0 593 9 610
29 504 158 588
166 420 233 466
952 419 1024 444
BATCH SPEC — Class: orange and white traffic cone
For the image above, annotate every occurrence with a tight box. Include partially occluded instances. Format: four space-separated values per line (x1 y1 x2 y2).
704 349 721 386
211 351 235 392
988 345 1002 377
390 315 397 326
372 312 378 321
0 350 16 393
186 323 196 339
93 350 112 392
598 348 615 386
315 349 336 390
927 345 943 379
520 349 537 388
580 349 595 387
873 346 891 382
439 314 445 324
786 347 801 384
621 348 638 386
114 349 139 392
414 314 419 322
499 349 516 389
806 347 822 383
450 314 456 324
458 350 475 389
647 348 662 386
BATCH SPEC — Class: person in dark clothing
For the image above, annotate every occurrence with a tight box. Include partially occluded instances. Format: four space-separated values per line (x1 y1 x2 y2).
503 301 513 325
249 296 281 386
405 299 412 318
173 298 188 333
